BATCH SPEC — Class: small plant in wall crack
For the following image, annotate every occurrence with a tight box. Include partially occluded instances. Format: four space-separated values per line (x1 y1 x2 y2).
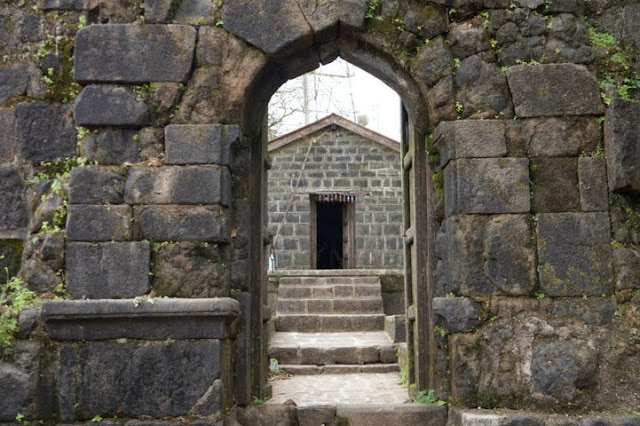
0 268 41 356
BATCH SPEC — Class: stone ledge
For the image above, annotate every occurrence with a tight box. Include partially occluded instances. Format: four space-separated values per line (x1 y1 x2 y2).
42 298 240 340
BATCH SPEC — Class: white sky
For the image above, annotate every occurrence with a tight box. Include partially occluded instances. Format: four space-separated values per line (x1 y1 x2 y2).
269 58 402 141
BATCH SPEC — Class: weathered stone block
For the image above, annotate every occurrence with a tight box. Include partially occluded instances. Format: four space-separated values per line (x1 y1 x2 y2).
0 166 26 229
297 0 366 41
434 120 506 168
134 205 229 242
72 341 222 418
506 117 600 157
432 297 482 332
0 108 15 163
531 340 597 402
551 298 617 326
153 242 229 297
0 342 40 421
297 406 337 426
411 37 454 88
441 214 536 296
79 128 141 165
125 166 230 206
455 55 513 119
605 98 640 192
532 157 579 213
43 298 240 340
69 166 126 204
165 124 240 165
0 239 22 277
144 0 172 23
335 405 447 426
0 66 28 104
613 246 640 291
75 24 197 83
444 158 530 216
16 102 76 162
66 242 150 299
507 64 605 117
578 157 608 212
74 85 149 127
43 0 87 10
222 0 313 57
537 212 613 296
66 205 132 241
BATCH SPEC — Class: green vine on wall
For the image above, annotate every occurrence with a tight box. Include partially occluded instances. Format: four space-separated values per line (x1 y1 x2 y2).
0 269 40 356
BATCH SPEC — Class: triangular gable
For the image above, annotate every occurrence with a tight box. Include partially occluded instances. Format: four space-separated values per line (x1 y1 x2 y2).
268 113 401 153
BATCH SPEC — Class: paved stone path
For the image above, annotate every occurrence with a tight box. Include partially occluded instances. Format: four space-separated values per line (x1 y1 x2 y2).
268 373 410 406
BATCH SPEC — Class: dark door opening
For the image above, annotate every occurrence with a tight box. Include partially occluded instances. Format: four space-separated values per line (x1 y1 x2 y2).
316 202 344 269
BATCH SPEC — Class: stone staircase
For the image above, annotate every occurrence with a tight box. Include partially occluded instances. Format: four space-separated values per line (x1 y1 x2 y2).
269 275 400 375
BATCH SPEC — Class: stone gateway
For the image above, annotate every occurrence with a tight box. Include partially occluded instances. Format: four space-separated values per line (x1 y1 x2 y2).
0 0 639 424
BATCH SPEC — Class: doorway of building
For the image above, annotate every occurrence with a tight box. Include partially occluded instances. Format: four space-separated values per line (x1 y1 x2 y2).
310 196 356 269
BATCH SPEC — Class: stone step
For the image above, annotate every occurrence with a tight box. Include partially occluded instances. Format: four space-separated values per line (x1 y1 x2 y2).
335 404 447 426
276 314 386 332
277 297 383 314
269 331 396 365
277 284 381 299
280 363 399 375
279 276 380 285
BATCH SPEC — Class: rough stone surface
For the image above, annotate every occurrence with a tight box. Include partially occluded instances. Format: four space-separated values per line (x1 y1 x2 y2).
165 124 240 165
298 0 367 40
79 128 141 165
134 205 229 242
66 205 132 241
0 66 29 103
0 342 40 421
605 98 640 192
153 242 229 298
438 214 536 296
43 0 87 10
444 158 530 216
410 37 454 89
613 246 640 291
532 157 580 213
506 117 600 157
578 157 608 212
537 212 613 297
74 24 197 83
222 0 313 57
531 340 598 402
70 341 222 418
507 64 605 117
144 0 172 23
0 108 15 163
432 297 482 332
455 55 513 119
74 85 149 127
0 166 26 229
66 242 150 299
16 101 76 162
69 166 126 204
434 120 506 168
125 166 230 206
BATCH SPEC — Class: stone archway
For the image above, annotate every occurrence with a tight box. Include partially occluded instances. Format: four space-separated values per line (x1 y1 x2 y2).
230 21 440 400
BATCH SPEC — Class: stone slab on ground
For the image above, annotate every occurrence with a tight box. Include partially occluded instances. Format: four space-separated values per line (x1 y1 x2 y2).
269 331 396 365
268 373 409 406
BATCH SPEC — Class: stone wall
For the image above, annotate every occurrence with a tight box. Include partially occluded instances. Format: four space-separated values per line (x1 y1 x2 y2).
267 125 403 270
0 0 639 423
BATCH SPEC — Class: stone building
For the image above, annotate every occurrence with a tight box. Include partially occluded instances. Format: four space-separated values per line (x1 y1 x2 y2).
267 114 403 270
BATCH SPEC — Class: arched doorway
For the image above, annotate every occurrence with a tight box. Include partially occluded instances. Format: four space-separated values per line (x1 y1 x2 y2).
233 23 439 401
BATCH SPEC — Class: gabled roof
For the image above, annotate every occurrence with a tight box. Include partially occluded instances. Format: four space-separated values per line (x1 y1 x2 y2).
268 113 401 153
